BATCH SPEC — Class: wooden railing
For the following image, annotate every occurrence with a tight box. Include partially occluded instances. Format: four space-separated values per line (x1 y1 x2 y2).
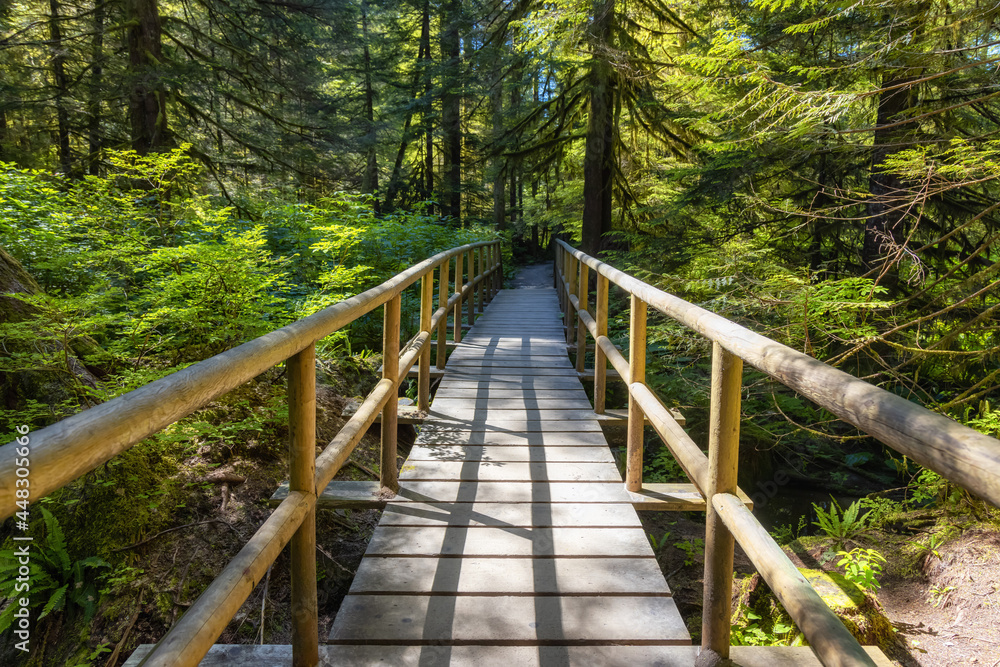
554 239 1000 667
0 240 502 667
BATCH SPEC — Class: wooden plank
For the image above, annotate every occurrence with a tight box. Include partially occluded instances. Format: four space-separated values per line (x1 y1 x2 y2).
446 356 573 365
407 444 615 463
627 484 754 512
414 430 610 446
125 644 894 667
349 556 669 595
345 402 429 424
439 375 585 386
329 595 689 644
430 397 595 411
365 526 654 557
378 502 642 528
399 460 622 482
404 368 445 380
420 419 605 432
599 407 688 427
577 368 623 381
444 367 579 376
450 341 567 350
426 408 611 422
271 480 636 506
432 388 589 400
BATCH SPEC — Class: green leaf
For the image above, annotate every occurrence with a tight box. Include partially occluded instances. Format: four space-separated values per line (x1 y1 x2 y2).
38 584 68 619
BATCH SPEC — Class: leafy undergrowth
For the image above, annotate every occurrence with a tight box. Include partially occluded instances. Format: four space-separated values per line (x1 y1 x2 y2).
637 477 1000 667
0 353 400 666
777 507 1000 666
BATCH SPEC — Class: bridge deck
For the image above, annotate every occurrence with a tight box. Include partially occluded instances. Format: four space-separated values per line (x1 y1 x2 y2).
327 286 690 650
124 283 895 665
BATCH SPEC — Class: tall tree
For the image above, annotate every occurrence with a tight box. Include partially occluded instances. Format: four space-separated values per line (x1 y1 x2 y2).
127 0 171 154
440 0 462 221
581 0 614 256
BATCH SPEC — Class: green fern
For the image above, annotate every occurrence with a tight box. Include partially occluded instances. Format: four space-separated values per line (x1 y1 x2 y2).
812 497 868 549
0 508 110 633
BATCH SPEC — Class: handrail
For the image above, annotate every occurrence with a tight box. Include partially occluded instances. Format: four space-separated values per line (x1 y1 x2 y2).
554 239 1000 667
0 239 501 667
0 240 498 519
555 239 1000 506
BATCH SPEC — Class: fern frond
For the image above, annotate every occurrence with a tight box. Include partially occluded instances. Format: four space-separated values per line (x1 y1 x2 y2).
38 584 68 619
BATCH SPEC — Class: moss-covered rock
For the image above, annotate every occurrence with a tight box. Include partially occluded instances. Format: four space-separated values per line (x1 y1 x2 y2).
730 569 897 652
799 568 896 650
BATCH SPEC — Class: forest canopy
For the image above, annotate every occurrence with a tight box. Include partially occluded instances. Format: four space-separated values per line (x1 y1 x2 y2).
1 0 999 449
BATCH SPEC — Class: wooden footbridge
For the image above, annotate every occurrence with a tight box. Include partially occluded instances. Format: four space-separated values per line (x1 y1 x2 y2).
5 240 999 666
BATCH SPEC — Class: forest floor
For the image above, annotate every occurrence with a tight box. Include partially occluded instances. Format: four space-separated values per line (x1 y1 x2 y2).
636 498 1000 667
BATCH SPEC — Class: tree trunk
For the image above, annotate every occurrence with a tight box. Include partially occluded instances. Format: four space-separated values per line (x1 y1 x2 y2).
420 0 433 210
87 0 105 175
862 3 927 281
0 109 7 160
127 0 171 154
581 0 615 257
49 0 73 176
509 64 522 229
360 0 380 210
440 0 461 222
862 74 915 279
491 76 506 230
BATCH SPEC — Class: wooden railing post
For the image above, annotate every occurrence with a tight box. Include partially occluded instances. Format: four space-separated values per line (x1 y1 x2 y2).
437 257 450 370
566 253 578 344
453 251 464 343
554 244 560 292
496 242 503 293
701 342 743 663
576 262 589 372
477 247 485 313
418 269 433 412
288 344 319 667
467 249 476 327
484 246 491 303
594 273 609 414
490 243 500 301
626 295 647 492
381 295 401 493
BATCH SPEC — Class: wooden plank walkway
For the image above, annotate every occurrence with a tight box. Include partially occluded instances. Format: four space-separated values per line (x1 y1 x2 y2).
124 282 897 665
327 286 691 652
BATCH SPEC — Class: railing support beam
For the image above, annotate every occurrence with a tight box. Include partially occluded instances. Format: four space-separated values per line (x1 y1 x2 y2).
576 262 589 373
418 270 434 412
594 274 609 414
453 252 464 344
566 253 578 345
437 258 450 369
477 247 485 313
700 342 743 664
381 295 401 493
288 344 319 667
467 249 476 326
626 295 647 492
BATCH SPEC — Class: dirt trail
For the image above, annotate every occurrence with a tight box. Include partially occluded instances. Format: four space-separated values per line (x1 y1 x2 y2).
511 263 553 289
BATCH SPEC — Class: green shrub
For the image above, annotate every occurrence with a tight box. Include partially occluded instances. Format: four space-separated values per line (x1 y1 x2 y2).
0 507 110 632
